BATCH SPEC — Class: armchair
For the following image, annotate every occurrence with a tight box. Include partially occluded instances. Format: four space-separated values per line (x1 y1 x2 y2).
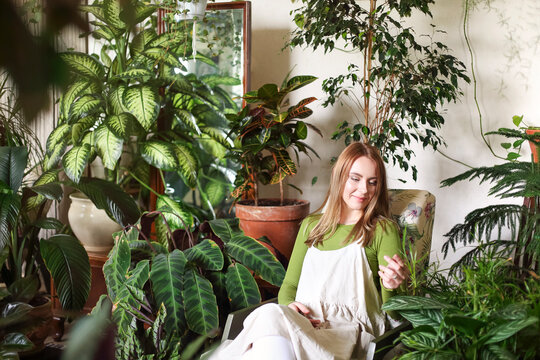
214 189 436 360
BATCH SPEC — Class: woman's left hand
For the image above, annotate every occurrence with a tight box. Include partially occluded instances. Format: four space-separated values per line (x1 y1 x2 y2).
378 254 408 289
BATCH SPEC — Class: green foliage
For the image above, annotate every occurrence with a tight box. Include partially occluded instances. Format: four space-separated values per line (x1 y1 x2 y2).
46 0 239 219
441 128 539 268
227 74 322 204
383 255 540 358
289 0 470 180
104 213 285 358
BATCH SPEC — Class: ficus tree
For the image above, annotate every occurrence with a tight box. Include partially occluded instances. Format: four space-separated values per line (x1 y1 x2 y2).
289 0 470 179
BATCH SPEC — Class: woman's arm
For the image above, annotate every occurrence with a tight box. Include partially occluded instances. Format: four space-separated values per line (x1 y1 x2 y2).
277 217 314 305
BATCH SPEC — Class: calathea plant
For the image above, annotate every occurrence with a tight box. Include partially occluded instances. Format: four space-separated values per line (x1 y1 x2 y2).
45 0 237 219
289 0 470 180
101 213 285 358
227 75 322 205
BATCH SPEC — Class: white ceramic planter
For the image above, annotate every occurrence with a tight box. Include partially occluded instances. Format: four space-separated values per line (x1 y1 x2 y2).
175 0 208 21
68 192 122 253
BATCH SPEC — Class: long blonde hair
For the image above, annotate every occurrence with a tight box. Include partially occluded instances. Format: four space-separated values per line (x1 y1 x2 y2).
306 143 391 247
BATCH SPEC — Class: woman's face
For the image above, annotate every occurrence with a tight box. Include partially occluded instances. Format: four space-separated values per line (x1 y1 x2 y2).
341 156 378 223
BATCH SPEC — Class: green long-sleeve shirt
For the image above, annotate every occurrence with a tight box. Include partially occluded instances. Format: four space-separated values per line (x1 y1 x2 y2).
278 214 402 318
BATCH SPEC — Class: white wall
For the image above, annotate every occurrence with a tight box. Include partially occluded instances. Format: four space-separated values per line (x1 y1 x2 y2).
242 0 540 268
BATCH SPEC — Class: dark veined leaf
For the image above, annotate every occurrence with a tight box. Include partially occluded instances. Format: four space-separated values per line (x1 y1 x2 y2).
95 125 123 170
60 52 105 80
185 239 224 271
445 314 486 336
40 234 91 311
0 332 33 352
484 317 539 344
29 183 63 202
225 235 286 286
286 97 316 121
382 295 457 311
103 232 131 302
0 146 28 192
183 267 219 336
208 218 240 242
225 263 261 311
150 250 187 336
72 177 141 227
123 85 159 130
140 140 178 171
62 143 92 183
7 276 39 303
400 309 444 328
284 75 318 93
32 217 64 231
174 143 198 188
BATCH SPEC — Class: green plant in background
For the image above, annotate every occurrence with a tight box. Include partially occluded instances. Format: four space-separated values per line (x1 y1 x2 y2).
227 75 322 205
102 213 285 358
289 0 470 180
45 0 238 220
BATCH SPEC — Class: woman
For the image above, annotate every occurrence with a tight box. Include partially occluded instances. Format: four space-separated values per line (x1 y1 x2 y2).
213 143 408 360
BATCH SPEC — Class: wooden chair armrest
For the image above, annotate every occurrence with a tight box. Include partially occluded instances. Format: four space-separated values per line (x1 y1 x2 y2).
221 298 278 341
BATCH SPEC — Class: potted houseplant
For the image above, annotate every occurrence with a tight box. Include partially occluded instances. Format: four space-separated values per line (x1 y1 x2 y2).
45 0 239 249
98 213 285 358
227 74 322 260
289 0 470 180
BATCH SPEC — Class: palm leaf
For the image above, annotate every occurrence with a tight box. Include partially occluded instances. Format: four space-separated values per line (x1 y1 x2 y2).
183 267 219 336
40 234 91 311
225 263 261 311
184 239 224 271
62 144 91 183
124 85 159 130
150 250 187 336
95 125 123 170
225 235 286 286
60 52 105 80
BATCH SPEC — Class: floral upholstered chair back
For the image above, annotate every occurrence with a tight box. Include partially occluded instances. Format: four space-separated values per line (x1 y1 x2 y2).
388 189 436 271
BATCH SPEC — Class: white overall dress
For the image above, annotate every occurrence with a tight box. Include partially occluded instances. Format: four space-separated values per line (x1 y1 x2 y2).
211 242 387 360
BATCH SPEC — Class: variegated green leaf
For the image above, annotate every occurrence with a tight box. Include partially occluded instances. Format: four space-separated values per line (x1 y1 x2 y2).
225 235 286 286
202 174 227 207
134 4 157 24
208 218 239 243
43 138 68 171
79 4 106 22
201 126 232 149
184 239 224 271
72 116 98 144
46 124 70 154
130 28 158 56
183 267 218 336
174 143 197 188
225 263 261 311
62 144 91 183
198 134 227 159
124 85 159 130
105 112 142 139
26 169 61 209
60 52 105 80
200 74 241 87
140 140 177 170
150 250 187 336
60 81 93 120
95 125 123 170
175 109 200 134
156 195 194 230
103 0 126 31
69 94 103 121
142 47 183 67
113 68 153 81
109 84 129 114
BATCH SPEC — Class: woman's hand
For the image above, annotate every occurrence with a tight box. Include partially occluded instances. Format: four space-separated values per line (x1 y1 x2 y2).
378 254 408 289
288 302 320 327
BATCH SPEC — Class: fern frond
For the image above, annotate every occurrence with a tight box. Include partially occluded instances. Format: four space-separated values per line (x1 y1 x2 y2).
442 204 524 257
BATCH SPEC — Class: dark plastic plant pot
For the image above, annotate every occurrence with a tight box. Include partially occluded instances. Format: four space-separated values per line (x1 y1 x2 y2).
235 199 310 262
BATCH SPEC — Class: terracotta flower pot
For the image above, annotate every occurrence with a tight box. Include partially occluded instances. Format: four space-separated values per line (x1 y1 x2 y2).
526 128 540 163
68 192 122 253
235 199 310 262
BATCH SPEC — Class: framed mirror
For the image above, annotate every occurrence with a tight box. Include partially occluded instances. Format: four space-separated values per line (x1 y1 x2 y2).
151 2 252 214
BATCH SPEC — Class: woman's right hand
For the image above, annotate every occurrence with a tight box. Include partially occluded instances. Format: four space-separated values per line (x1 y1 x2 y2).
288 302 320 327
